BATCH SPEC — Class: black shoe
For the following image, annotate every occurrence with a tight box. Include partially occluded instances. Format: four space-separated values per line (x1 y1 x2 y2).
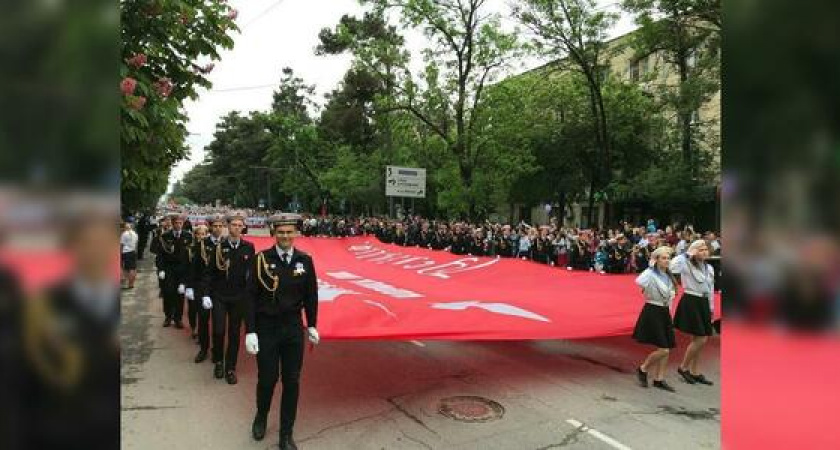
194 350 207 363
163 318 172 327
280 434 298 450
692 373 714 385
225 370 238 385
677 368 696 384
653 380 676 392
251 415 267 441
214 362 224 379
174 321 185 329
636 367 649 388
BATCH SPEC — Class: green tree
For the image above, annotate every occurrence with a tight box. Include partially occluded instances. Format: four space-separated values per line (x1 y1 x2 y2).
325 1 522 219
513 0 619 225
621 0 721 179
121 0 238 213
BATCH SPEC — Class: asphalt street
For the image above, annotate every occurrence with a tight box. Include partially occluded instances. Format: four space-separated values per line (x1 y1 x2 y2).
122 245 720 450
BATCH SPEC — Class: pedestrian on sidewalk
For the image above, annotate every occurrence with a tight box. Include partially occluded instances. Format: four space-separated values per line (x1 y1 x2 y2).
120 222 138 289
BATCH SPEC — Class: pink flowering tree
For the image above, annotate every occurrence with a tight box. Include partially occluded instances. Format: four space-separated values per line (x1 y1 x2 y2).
121 0 238 211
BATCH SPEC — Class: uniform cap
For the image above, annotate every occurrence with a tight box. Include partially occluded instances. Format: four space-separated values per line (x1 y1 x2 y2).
268 213 302 228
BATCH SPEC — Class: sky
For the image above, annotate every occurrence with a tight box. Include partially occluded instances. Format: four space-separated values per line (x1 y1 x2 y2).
168 0 636 193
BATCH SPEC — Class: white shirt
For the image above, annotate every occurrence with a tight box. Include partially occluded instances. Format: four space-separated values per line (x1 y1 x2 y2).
669 253 716 312
275 245 295 263
636 268 676 307
121 229 138 253
675 240 688 255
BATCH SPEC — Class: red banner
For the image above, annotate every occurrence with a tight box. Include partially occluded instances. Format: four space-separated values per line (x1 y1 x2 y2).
251 236 721 341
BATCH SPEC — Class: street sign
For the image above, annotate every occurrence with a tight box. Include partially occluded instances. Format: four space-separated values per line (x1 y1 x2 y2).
385 165 426 198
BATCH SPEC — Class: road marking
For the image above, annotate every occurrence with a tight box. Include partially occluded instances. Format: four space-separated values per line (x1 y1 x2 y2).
566 419 633 450
409 340 426 347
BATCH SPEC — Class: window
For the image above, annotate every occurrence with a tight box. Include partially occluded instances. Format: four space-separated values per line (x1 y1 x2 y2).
629 56 649 82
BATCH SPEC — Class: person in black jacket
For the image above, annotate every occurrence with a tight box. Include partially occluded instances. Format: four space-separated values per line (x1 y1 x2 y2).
149 216 170 306
245 213 319 450
156 213 193 329
202 212 255 384
184 224 207 343
191 215 225 363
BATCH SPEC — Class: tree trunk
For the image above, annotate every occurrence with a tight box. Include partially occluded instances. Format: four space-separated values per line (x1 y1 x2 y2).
677 48 693 177
555 191 566 227
587 178 596 229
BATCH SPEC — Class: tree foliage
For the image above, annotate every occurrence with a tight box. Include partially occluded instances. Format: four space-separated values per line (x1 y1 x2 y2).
121 0 238 212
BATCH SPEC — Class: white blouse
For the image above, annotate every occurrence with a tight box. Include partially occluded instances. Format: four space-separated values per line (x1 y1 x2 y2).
635 268 676 307
669 253 715 312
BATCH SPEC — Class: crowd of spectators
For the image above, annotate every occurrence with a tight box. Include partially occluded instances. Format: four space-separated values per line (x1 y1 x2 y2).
299 215 721 275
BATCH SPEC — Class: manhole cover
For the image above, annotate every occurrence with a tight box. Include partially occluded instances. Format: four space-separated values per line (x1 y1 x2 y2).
438 396 504 423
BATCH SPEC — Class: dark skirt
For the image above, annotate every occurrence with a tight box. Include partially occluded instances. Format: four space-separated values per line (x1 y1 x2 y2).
121 251 137 271
632 303 676 349
674 293 714 336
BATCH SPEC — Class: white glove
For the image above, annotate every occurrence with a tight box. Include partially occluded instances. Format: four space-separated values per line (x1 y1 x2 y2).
177 284 185 294
245 333 259 354
185 288 194 301
307 327 320 345
202 296 212 309
158 271 166 280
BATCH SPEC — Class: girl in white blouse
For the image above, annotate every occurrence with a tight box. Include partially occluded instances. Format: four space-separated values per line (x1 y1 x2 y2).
633 246 678 392
670 240 716 386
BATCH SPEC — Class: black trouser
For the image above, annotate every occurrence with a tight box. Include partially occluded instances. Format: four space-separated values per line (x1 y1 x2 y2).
137 237 147 259
186 294 199 332
197 306 211 352
162 270 187 322
255 315 304 438
212 295 243 371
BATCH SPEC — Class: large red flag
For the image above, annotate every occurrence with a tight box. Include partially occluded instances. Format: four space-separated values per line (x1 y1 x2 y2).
251 236 721 340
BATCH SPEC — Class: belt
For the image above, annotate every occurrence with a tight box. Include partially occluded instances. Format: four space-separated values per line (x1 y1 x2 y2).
645 300 669 307
684 290 709 298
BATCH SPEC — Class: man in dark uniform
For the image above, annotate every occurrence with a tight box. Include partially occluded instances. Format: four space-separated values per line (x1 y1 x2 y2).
203 212 255 384
416 221 433 248
156 213 192 328
149 215 171 303
450 224 469 255
4 201 120 450
136 212 152 260
392 222 408 246
430 224 450 250
246 213 319 450
606 234 630 274
495 225 515 258
192 214 225 363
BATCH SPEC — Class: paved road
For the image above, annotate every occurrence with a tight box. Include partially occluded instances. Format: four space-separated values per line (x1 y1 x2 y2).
122 254 720 450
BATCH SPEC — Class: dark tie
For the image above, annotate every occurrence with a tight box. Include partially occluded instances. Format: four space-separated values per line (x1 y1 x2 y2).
282 253 289 265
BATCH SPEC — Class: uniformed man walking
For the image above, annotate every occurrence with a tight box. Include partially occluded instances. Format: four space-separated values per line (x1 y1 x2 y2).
155 213 193 328
149 215 171 304
192 214 225 363
245 213 319 450
203 212 255 384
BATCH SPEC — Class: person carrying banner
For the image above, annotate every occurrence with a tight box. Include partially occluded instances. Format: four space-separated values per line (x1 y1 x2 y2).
670 239 716 386
245 213 319 450
156 213 193 328
203 212 255 384
633 246 678 392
